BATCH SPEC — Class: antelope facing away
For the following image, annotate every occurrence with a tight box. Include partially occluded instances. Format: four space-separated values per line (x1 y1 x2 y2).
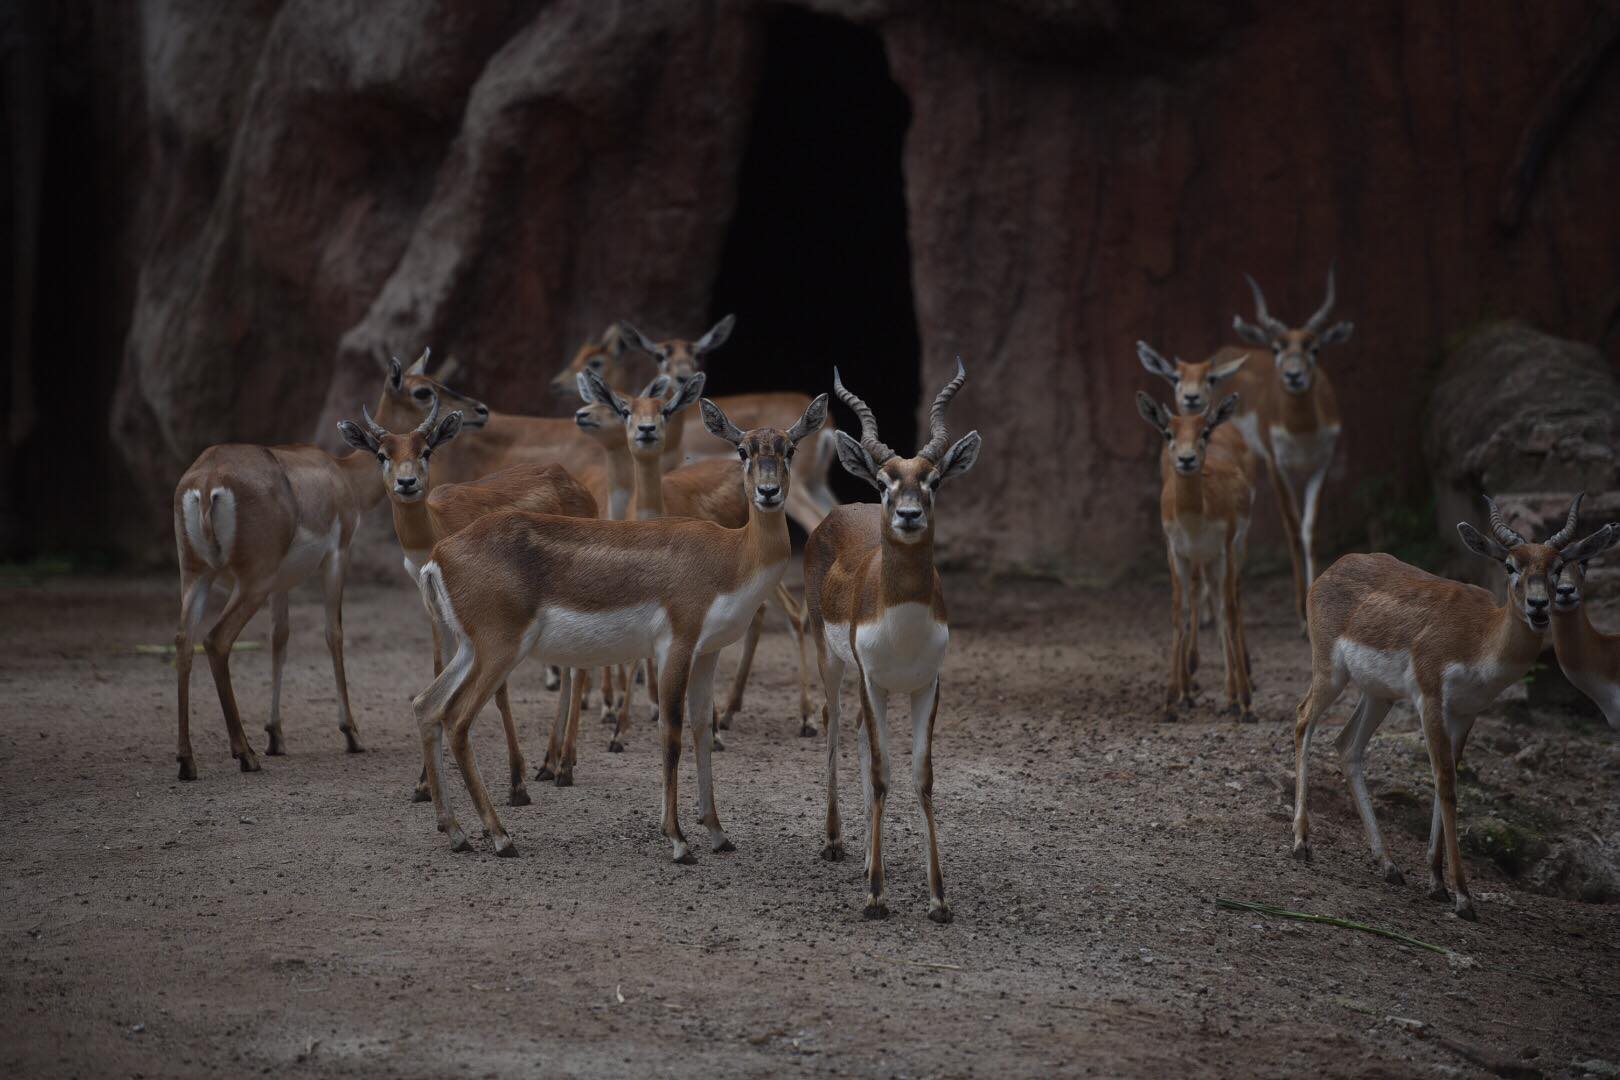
1226 267 1355 627
805 362 982 922
411 394 829 860
170 351 445 779
1547 497 1620 729
576 370 815 749
1135 389 1256 720
337 396 599 798
1292 495 1585 920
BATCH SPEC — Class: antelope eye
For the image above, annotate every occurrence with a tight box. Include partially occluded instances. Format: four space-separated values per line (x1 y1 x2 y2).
737 448 748 462
413 387 432 400
588 358 603 369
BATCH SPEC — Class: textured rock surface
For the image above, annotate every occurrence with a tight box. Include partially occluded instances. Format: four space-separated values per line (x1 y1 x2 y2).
34 0 1620 568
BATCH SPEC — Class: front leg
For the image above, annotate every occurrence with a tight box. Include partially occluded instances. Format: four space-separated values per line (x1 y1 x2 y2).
856 665 891 918
687 651 732 853
265 591 290 755
1420 696 1476 920
819 646 847 861
1266 461 1309 630
910 679 950 923
657 644 695 864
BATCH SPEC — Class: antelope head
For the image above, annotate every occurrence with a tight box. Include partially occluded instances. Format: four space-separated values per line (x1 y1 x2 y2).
1457 494 1594 631
547 324 632 398
1232 265 1354 396
338 391 464 504
1137 341 1248 415
1136 391 1240 476
620 315 736 387
578 370 706 460
377 347 489 429
832 361 983 545
1541 494 1620 612
700 389 828 514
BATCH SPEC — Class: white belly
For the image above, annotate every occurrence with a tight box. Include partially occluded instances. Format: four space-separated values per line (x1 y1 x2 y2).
273 520 339 590
1333 639 1417 702
1441 658 1523 716
696 566 784 654
1165 515 1227 564
1271 424 1338 472
854 603 949 693
525 602 670 668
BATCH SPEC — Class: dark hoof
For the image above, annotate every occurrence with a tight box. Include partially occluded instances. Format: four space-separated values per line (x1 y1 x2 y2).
928 902 954 925
1291 841 1311 862
493 837 519 858
821 841 845 862
177 757 197 782
509 787 532 807
1427 881 1451 903
342 729 365 754
534 765 555 782
1453 899 1478 922
1239 710 1259 724
553 770 573 788
1161 711 1178 723
863 900 890 920
674 850 697 866
711 735 726 752
607 740 624 753
1382 863 1405 886
713 838 736 854
265 731 287 756
716 714 733 731
799 723 818 738
411 786 432 804
237 753 261 774
449 830 473 853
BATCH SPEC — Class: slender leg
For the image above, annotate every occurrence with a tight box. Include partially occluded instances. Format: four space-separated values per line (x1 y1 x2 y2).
493 682 530 805
1165 549 1191 717
446 658 523 857
657 644 695 864
1333 695 1401 883
537 666 570 782
688 651 732 852
558 668 585 785
717 605 766 732
265 592 290 755
820 647 848 861
320 550 362 753
1423 703 1477 919
597 666 614 723
203 583 271 773
1188 564 1203 679
856 665 891 918
1267 462 1309 628
773 586 815 736
1220 542 1254 720
911 679 950 923
1299 457 1331 595
175 571 214 780
1292 664 1346 859
412 631 476 844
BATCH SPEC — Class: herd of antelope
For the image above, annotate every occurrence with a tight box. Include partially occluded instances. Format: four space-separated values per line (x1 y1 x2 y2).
171 273 1619 923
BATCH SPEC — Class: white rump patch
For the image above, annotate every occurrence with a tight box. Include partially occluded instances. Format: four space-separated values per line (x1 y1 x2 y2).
181 486 236 569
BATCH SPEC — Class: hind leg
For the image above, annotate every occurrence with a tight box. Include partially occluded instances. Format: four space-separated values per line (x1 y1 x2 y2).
319 549 363 753
203 583 271 773
688 652 732 852
493 681 530 805
1333 695 1400 882
174 571 214 780
445 656 524 857
1292 665 1346 859
265 592 290 755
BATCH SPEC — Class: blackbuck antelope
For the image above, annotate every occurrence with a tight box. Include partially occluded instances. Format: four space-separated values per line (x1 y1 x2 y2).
1547 497 1620 729
805 363 982 923
337 396 599 798
169 352 444 779
551 315 841 530
1292 495 1585 920
1224 267 1355 627
1135 391 1256 720
411 394 829 860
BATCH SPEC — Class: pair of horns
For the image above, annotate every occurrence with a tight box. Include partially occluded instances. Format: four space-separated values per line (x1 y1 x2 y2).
1245 264 1339 336
360 388 441 441
1484 492 1584 549
834 359 967 465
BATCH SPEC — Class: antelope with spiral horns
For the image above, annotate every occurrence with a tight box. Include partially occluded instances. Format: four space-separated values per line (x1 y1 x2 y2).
805 361 982 922
1292 495 1587 920
410 393 828 860
1546 496 1620 729
1224 266 1355 628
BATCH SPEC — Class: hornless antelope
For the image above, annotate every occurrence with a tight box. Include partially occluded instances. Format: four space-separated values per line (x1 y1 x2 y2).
576 370 815 748
552 315 842 530
1547 497 1620 729
411 394 829 860
1227 267 1355 627
1135 391 1256 720
1292 495 1583 920
805 363 982 923
170 352 445 778
336 396 599 797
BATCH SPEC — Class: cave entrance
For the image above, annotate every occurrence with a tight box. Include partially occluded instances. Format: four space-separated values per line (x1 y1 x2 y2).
706 8 918 504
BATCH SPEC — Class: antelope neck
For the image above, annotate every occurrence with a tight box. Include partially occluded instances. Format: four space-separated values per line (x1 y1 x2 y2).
335 450 389 513
631 451 665 520
878 528 937 607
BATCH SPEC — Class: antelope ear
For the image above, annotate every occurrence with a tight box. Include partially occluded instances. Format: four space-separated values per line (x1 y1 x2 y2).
1136 341 1177 383
1207 393 1241 429
939 431 982 483
1320 321 1354 346
1211 354 1248 382
581 369 630 418
618 322 659 357
664 372 706 416
1457 521 1510 562
338 420 379 454
386 356 404 390
640 374 673 399
834 431 882 490
786 393 829 444
695 314 735 353
429 411 464 450
1562 523 1620 564
1232 316 1272 347
405 347 431 376
1135 392 1170 435
701 398 745 445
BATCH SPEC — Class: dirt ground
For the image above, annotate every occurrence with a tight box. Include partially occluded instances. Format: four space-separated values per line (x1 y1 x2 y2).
2 568 1617 1079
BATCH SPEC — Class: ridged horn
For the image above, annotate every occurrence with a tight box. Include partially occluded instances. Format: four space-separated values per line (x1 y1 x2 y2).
1305 262 1337 334
1484 495 1526 548
359 404 389 441
1245 274 1288 336
1547 491 1585 549
832 367 896 464
918 358 967 463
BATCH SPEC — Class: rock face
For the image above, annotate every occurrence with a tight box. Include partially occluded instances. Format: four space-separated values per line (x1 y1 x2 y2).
28 0 1620 570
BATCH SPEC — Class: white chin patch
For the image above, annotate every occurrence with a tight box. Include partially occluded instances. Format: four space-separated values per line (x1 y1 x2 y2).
891 524 926 543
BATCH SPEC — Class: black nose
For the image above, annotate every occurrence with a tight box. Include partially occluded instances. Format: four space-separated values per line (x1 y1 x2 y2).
637 423 657 434
474 403 489 417
1183 395 1201 407
756 484 780 500
397 478 418 490
897 507 922 522
1556 583 1577 597
1178 455 1197 468
1527 596 1549 610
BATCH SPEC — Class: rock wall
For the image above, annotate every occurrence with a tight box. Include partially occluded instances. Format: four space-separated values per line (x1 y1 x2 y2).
28 0 1620 570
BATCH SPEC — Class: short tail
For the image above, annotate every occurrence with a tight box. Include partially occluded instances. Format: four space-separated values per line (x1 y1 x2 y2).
180 481 235 569
418 560 461 645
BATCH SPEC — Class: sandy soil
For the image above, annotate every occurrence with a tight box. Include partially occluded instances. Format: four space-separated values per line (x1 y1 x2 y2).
1 570 1616 1079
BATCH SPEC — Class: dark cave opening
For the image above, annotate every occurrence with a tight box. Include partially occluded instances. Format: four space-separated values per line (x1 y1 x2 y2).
705 7 919 504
